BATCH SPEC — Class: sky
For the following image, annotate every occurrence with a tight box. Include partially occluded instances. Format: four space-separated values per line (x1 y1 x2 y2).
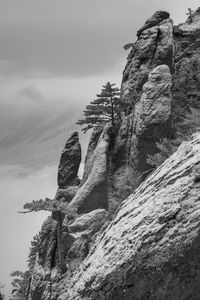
1 0 200 110
1 0 200 297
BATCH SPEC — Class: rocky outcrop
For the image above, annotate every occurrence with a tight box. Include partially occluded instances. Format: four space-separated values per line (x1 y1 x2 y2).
121 10 173 108
59 133 200 300
28 217 58 300
28 126 111 299
64 209 109 273
109 64 172 213
134 65 172 135
57 131 81 188
66 125 111 216
137 10 170 37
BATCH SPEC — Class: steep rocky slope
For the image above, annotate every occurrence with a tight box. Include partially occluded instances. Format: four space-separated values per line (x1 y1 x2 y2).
28 7 200 300
59 133 200 300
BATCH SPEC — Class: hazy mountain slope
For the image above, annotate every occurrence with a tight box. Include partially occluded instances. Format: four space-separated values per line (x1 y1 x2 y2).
0 101 88 168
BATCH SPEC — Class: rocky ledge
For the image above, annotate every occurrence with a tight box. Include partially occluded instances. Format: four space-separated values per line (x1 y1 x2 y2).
59 133 200 300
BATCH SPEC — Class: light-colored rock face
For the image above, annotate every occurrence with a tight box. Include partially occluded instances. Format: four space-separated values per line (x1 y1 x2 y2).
68 209 108 236
82 127 103 183
135 65 172 135
66 125 111 215
59 134 200 300
57 131 81 188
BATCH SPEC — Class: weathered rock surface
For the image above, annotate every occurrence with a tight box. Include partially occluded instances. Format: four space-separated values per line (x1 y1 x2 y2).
59 133 200 300
135 64 172 135
109 64 172 213
66 125 111 216
82 127 103 183
65 209 109 273
68 209 109 237
121 11 173 107
57 131 81 188
137 10 170 37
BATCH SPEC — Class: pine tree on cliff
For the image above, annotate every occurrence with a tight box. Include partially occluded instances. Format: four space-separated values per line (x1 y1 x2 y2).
19 198 71 273
186 8 194 23
10 271 31 300
77 82 122 133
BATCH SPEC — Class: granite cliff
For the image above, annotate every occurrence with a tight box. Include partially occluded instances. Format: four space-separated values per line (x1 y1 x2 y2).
28 7 200 300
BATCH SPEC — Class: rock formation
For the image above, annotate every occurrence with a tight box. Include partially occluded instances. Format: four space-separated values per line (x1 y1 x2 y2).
57 131 81 188
28 7 200 300
67 124 111 215
59 133 200 300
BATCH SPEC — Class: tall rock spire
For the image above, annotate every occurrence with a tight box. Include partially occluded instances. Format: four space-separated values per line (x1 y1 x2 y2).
57 131 81 188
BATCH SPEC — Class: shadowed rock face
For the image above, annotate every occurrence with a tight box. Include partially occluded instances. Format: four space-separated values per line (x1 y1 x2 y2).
137 10 170 37
59 133 200 300
57 131 81 188
172 8 200 136
28 217 58 300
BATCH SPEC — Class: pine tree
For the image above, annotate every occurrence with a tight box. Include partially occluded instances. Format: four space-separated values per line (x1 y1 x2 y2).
10 271 31 300
77 82 122 133
186 8 194 23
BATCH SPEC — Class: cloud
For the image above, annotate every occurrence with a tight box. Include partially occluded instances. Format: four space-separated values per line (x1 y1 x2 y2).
0 164 56 297
1 0 197 78
15 86 45 104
